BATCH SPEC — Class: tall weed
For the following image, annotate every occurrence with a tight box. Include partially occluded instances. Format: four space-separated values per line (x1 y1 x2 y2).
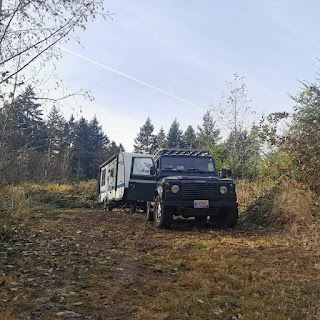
0 180 99 217
239 179 319 236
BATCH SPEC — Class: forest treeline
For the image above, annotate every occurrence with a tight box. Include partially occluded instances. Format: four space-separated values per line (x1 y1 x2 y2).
0 0 319 197
133 76 320 194
133 112 260 180
1 74 320 196
0 86 124 184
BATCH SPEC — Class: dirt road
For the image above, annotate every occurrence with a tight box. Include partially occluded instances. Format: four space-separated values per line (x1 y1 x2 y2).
1 209 319 319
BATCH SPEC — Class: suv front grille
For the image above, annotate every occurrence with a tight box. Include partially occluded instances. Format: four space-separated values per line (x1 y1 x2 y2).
182 183 218 200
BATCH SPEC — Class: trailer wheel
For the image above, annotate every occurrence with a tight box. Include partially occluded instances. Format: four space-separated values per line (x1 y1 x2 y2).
130 204 136 214
146 201 153 221
153 196 173 229
103 200 113 212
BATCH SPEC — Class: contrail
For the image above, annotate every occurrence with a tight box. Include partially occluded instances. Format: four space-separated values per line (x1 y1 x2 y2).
59 46 205 110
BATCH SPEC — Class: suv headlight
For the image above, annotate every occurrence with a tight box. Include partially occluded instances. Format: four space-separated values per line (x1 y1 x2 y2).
171 184 180 193
220 186 228 194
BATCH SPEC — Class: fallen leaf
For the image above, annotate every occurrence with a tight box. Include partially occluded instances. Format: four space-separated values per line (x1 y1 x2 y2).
171 295 179 302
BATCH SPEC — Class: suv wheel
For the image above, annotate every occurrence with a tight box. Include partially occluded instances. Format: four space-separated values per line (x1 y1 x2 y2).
146 201 153 222
215 207 238 228
154 196 173 229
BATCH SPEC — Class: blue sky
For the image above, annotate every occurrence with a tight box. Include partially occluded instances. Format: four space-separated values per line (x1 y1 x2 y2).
54 0 320 150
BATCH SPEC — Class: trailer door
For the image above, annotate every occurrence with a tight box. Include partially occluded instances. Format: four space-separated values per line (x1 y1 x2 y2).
107 157 118 201
127 157 156 201
115 153 125 200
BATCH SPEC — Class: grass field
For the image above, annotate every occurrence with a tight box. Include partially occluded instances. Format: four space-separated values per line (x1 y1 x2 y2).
1 208 320 320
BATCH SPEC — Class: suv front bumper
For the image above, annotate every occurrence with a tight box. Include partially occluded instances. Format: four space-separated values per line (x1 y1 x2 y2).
163 200 238 208
162 200 238 216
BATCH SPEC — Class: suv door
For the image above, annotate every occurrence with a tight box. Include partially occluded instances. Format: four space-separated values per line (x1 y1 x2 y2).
127 157 156 201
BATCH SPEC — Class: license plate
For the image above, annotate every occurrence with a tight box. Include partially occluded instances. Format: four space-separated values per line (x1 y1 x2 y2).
194 200 209 208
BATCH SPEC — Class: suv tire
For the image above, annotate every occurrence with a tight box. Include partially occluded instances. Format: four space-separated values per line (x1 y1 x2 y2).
154 196 173 229
215 207 238 228
146 201 153 222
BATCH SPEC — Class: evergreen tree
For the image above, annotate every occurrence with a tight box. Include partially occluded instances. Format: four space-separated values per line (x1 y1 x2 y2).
0 86 47 182
224 127 261 179
46 106 66 156
72 117 92 180
183 125 197 148
88 116 110 178
43 106 68 180
167 119 183 148
67 114 76 148
197 110 220 149
106 141 125 159
133 117 156 153
156 127 167 149
71 116 111 180
4 86 47 151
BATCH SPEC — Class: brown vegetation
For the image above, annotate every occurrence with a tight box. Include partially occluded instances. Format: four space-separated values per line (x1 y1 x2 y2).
1 181 320 319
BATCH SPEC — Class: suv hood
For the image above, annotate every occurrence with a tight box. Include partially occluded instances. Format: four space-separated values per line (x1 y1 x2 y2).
164 175 219 181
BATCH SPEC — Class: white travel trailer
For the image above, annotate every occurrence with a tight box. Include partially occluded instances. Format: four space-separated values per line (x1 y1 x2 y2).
98 152 156 212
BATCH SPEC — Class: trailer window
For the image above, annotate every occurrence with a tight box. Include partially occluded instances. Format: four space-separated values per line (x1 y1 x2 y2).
101 169 106 186
132 157 153 176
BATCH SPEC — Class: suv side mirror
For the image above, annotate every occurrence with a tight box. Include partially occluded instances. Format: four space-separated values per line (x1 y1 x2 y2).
150 166 156 175
221 168 227 179
226 169 232 177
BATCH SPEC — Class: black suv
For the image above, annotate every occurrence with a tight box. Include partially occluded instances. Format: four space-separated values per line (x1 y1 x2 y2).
147 149 238 229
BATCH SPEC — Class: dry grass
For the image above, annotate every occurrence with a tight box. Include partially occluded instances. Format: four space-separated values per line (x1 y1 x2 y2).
0 180 98 218
1 209 320 320
238 179 319 234
272 182 315 231
1 180 320 319
236 179 279 214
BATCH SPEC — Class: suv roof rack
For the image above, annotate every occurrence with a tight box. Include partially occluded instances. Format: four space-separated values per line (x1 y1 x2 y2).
153 148 210 161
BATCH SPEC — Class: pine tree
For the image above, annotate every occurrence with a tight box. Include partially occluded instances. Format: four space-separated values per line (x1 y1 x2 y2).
223 127 261 179
167 119 183 148
197 110 220 149
88 116 110 179
0 86 47 182
156 127 167 149
70 116 111 180
133 117 156 153
183 125 197 148
4 86 47 151
67 115 76 147
106 141 124 159
46 106 66 157
72 117 92 180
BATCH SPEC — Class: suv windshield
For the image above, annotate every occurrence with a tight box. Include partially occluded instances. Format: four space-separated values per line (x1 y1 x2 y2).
160 156 216 173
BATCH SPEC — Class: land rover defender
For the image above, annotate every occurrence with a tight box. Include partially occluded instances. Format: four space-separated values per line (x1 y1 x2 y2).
146 149 238 229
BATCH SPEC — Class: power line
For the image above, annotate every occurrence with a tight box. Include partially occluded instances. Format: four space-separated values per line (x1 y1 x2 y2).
59 46 205 111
